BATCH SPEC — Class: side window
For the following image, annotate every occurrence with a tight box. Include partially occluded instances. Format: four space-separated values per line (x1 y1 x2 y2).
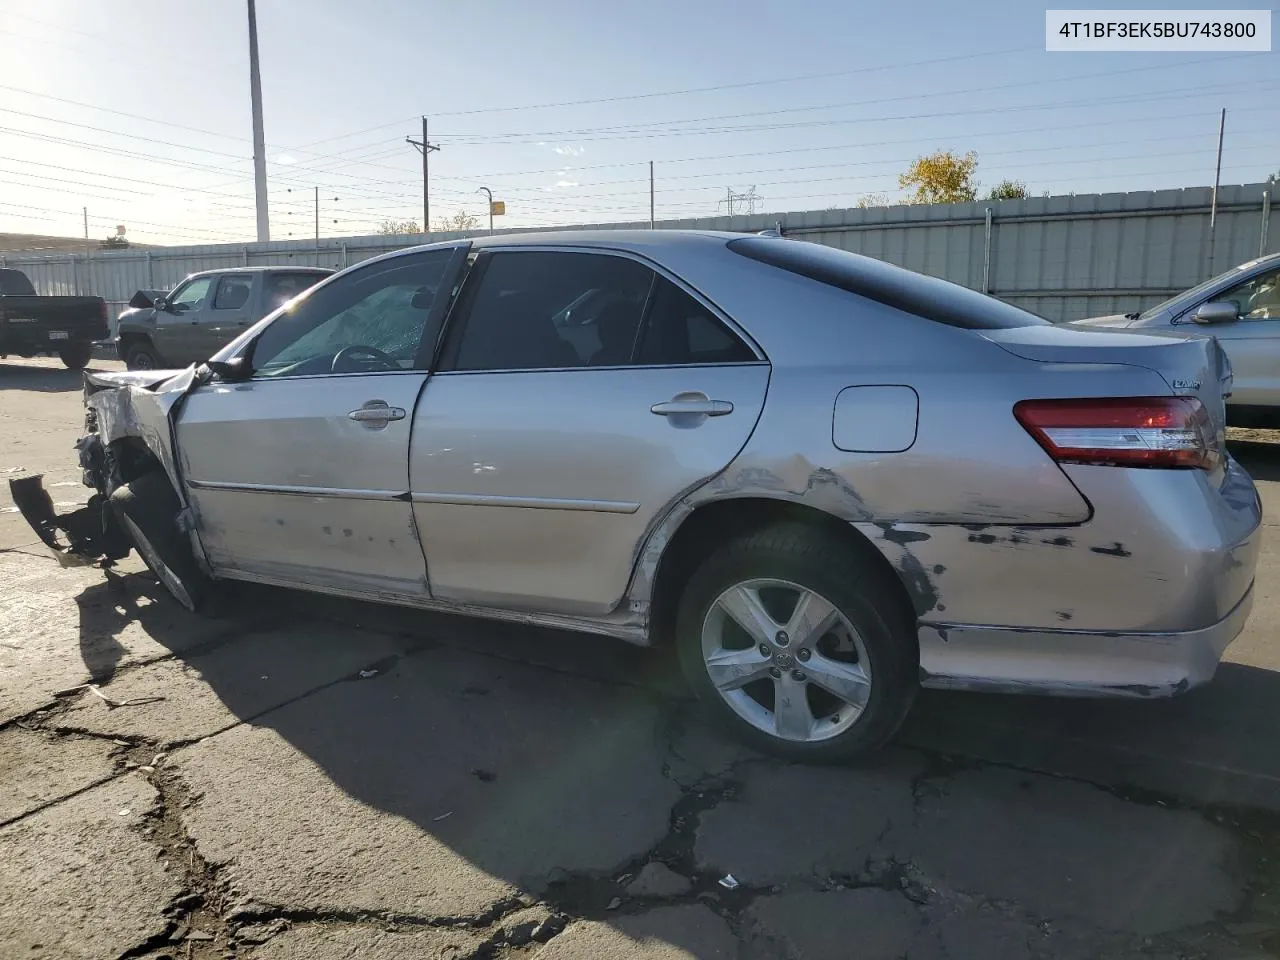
1220 268 1280 320
212 276 253 311
250 250 454 378
169 277 213 313
636 277 755 365
447 251 652 372
266 272 323 311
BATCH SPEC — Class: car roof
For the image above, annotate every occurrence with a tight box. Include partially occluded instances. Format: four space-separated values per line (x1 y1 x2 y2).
467 229 738 254
188 266 334 278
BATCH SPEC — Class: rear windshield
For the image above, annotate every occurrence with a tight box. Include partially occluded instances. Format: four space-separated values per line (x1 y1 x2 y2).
727 236 1048 330
0 269 37 296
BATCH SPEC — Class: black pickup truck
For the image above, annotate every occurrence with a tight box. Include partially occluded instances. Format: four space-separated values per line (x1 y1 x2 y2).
0 268 108 369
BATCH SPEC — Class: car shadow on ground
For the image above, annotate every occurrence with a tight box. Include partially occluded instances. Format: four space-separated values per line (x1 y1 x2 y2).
71 565 1280 953
0 359 108 393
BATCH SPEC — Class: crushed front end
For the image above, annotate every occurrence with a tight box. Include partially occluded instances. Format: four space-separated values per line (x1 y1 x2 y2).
8 367 189 567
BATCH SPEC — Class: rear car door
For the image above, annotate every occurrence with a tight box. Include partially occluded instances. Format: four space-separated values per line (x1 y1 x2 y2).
176 246 468 597
205 274 257 357
155 275 215 366
410 247 770 616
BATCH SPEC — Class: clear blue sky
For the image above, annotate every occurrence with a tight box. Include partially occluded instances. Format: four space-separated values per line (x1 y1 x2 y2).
0 0 1275 244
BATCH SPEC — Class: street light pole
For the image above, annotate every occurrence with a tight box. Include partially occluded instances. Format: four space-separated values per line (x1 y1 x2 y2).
477 186 493 233
246 0 270 242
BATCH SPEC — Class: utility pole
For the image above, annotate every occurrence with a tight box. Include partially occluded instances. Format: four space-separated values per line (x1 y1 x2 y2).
247 0 270 242
1208 107 1226 274
314 186 319 246
477 186 494 233
405 116 440 234
82 206 88 248
649 161 655 228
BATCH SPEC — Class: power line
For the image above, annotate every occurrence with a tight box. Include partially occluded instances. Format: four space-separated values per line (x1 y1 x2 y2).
434 53 1253 140
438 77 1280 144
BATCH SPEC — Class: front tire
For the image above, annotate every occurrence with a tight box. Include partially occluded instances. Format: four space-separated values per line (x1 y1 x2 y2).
58 342 93 370
110 472 210 613
123 340 163 371
676 523 918 762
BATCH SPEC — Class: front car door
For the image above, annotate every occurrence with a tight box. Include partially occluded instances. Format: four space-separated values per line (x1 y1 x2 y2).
410 246 770 616
1180 264 1280 408
176 245 469 598
155 275 215 366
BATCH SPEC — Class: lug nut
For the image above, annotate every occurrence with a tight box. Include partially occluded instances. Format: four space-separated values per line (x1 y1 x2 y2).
791 670 807 682
759 644 771 657
774 630 790 647
796 648 811 662
769 667 782 679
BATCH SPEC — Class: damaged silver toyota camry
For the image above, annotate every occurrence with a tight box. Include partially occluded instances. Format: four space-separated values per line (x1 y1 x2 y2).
11 231 1261 760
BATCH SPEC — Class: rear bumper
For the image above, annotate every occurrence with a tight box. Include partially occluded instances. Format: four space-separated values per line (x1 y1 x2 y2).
917 582 1254 697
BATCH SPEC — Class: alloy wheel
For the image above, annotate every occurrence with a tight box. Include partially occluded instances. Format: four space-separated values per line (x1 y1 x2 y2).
700 578 872 743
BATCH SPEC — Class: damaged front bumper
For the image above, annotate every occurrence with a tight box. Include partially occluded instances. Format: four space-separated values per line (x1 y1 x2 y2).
9 470 129 567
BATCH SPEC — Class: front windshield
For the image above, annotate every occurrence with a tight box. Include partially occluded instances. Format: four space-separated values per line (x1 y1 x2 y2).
1138 259 1265 320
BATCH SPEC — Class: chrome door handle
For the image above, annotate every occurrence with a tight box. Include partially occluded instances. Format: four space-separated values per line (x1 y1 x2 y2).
348 401 406 423
650 399 734 417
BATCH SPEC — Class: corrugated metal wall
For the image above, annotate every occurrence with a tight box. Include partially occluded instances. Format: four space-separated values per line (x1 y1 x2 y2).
2 181 1274 331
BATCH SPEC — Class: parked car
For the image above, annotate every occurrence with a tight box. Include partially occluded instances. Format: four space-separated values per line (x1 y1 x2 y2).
0 267 108 370
116 266 332 370
10 231 1260 760
1069 252 1280 426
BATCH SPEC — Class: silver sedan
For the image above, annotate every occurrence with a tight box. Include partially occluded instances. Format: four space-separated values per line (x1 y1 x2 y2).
11 231 1261 760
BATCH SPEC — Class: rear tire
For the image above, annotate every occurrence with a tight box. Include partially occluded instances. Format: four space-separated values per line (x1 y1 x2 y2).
58 342 92 370
110 472 210 613
675 522 918 762
124 341 163 371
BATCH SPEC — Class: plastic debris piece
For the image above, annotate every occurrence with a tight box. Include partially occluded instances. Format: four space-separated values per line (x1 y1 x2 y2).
718 874 740 890
433 811 453 822
358 669 378 679
606 897 623 911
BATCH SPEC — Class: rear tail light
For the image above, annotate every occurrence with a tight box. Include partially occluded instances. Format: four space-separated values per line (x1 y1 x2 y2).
1014 397 1220 470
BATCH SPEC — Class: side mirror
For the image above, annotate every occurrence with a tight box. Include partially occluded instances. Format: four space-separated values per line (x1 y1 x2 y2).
1191 301 1238 325
203 357 252 381
153 296 169 312
410 288 436 309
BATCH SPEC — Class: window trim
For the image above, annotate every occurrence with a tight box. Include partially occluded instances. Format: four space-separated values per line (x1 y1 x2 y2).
433 244 766 376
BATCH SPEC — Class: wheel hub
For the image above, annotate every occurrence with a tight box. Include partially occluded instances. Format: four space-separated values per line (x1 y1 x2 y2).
701 578 873 745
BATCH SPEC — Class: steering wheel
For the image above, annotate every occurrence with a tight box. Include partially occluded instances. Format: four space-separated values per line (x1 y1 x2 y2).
331 345 398 373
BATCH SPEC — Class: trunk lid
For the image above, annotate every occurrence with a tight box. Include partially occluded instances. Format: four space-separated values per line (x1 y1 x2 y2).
979 324 1231 434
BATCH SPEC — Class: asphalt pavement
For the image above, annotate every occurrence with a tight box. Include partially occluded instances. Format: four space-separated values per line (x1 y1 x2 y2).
1 356 1278 960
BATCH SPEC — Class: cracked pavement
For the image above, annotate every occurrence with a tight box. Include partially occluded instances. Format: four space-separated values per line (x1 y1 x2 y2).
3 357 1280 960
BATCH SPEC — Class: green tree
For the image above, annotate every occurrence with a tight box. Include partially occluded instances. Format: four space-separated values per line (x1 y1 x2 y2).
377 219 421 235
898 150 978 204
855 192 891 209
986 179 1030 201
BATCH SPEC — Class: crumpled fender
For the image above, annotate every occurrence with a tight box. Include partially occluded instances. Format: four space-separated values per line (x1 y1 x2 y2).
88 365 200 498
87 365 213 572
